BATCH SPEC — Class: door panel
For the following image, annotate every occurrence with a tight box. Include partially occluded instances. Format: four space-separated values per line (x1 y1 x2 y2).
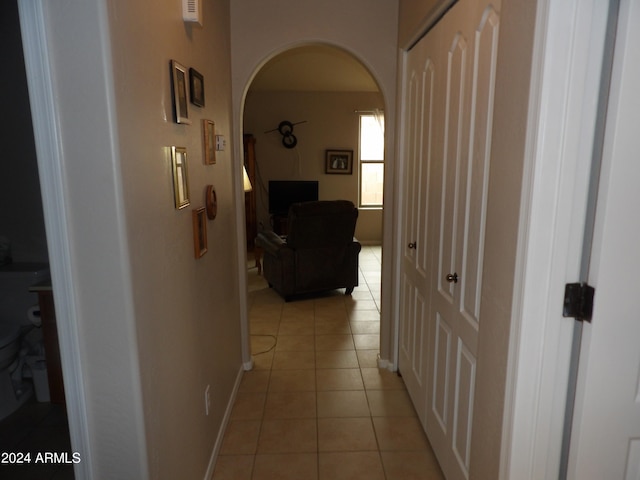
438 32 467 305
398 0 500 479
433 313 452 430
428 15 472 477
461 7 499 330
417 63 435 278
453 339 476 476
400 276 427 400
398 32 439 427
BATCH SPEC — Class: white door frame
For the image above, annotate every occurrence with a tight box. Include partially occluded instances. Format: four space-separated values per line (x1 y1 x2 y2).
500 0 612 478
18 1 93 478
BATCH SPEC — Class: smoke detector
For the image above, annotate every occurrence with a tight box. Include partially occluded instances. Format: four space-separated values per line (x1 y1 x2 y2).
183 0 203 26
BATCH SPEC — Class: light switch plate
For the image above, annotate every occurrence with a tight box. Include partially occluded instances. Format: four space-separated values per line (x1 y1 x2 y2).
215 135 226 151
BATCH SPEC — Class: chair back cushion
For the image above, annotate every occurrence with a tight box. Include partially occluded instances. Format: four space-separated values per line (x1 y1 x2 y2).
286 200 358 249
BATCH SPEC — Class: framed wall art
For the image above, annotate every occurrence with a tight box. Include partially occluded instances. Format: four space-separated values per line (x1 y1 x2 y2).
189 68 205 107
171 146 190 209
171 60 191 124
192 207 208 258
203 119 216 165
325 149 353 175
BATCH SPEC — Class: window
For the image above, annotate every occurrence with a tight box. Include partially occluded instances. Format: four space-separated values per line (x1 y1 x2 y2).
359 114 384 208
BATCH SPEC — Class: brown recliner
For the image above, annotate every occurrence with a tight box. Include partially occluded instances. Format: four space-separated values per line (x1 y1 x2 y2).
255 200 361 301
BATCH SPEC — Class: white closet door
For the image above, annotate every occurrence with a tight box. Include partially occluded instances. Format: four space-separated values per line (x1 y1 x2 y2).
398 20 442 428
398 0 500 478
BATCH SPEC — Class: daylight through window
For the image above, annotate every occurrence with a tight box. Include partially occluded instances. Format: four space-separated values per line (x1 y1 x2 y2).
359 114 384 208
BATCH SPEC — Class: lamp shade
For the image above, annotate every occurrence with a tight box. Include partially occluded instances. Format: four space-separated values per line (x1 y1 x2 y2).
243 165 253 192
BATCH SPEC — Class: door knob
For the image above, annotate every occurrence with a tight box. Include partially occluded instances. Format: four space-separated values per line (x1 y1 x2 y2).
446 273 459 284
408 242 417 249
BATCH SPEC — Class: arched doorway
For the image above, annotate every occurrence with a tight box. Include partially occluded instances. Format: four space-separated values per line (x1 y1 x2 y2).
241 43 386 364
244 45 384 248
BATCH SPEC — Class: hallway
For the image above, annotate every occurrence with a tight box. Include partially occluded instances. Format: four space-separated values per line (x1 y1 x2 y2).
213 246 444 479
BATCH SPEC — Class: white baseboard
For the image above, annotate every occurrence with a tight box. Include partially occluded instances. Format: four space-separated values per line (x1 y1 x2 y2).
378 356 396 371
203 364 245 480
243 358 254 371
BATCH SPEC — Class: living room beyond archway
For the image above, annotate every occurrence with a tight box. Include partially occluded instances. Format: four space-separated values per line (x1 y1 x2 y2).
244 44 384 246
242 43 385 334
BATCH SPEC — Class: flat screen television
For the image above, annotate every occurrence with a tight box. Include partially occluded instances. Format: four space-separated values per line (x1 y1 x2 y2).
268 180 319 215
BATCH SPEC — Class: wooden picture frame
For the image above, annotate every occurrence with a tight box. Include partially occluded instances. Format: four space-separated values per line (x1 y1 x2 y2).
171 60 191 124
192 207 208 258
325 150 354 174
203 119 216 165
171 146 190 209
189 68 205 107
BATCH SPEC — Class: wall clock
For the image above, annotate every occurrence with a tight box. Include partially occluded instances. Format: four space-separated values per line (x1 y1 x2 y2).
264 119 307 149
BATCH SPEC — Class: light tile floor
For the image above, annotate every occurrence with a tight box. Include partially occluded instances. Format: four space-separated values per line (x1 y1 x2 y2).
214 246 445 480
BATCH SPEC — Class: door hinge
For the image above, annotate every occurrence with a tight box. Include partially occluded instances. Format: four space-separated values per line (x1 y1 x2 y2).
562 282 595 322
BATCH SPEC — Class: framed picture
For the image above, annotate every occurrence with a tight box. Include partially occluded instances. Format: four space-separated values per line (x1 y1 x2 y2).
189 68 205 107
171 60 191 124
171 146 190 209
325 150 353 174
203 119 216 165
192 207 208 258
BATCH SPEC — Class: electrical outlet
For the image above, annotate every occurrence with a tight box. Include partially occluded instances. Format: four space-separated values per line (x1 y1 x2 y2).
204 385 211 416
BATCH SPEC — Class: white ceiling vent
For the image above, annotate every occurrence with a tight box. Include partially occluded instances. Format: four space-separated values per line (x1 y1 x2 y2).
183 0 203 26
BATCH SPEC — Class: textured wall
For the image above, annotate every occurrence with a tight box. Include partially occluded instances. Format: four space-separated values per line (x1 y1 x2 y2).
25 0 242 478
106 0 242 478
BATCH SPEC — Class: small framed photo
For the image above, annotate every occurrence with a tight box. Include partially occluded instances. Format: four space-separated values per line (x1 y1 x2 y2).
171 146 190 209
203 119 216 165
171 60 191 124
192 207 208 258
189 68 205 107
325 150 353 174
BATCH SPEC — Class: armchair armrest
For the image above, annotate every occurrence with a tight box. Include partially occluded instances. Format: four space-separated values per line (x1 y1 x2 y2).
255 230 287 257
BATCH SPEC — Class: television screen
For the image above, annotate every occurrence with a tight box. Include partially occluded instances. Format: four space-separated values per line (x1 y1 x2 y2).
268 180 319 215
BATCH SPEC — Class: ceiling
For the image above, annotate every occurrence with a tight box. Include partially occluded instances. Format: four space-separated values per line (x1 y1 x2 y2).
248 45 380 93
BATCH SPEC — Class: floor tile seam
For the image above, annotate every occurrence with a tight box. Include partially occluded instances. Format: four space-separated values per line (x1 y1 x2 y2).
248 407 267 478
247 449 421 456
266 376 316 393
363 281 381 292
316 415 380 456
368 410 387 464
315 386 366 393
263 413 319 421
273 348 316 354
361 386 408 392
267 389 317 394
275 333 316 339
316 447 381 454
368 413 421 419
315 395 320 477
316 413 372 420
